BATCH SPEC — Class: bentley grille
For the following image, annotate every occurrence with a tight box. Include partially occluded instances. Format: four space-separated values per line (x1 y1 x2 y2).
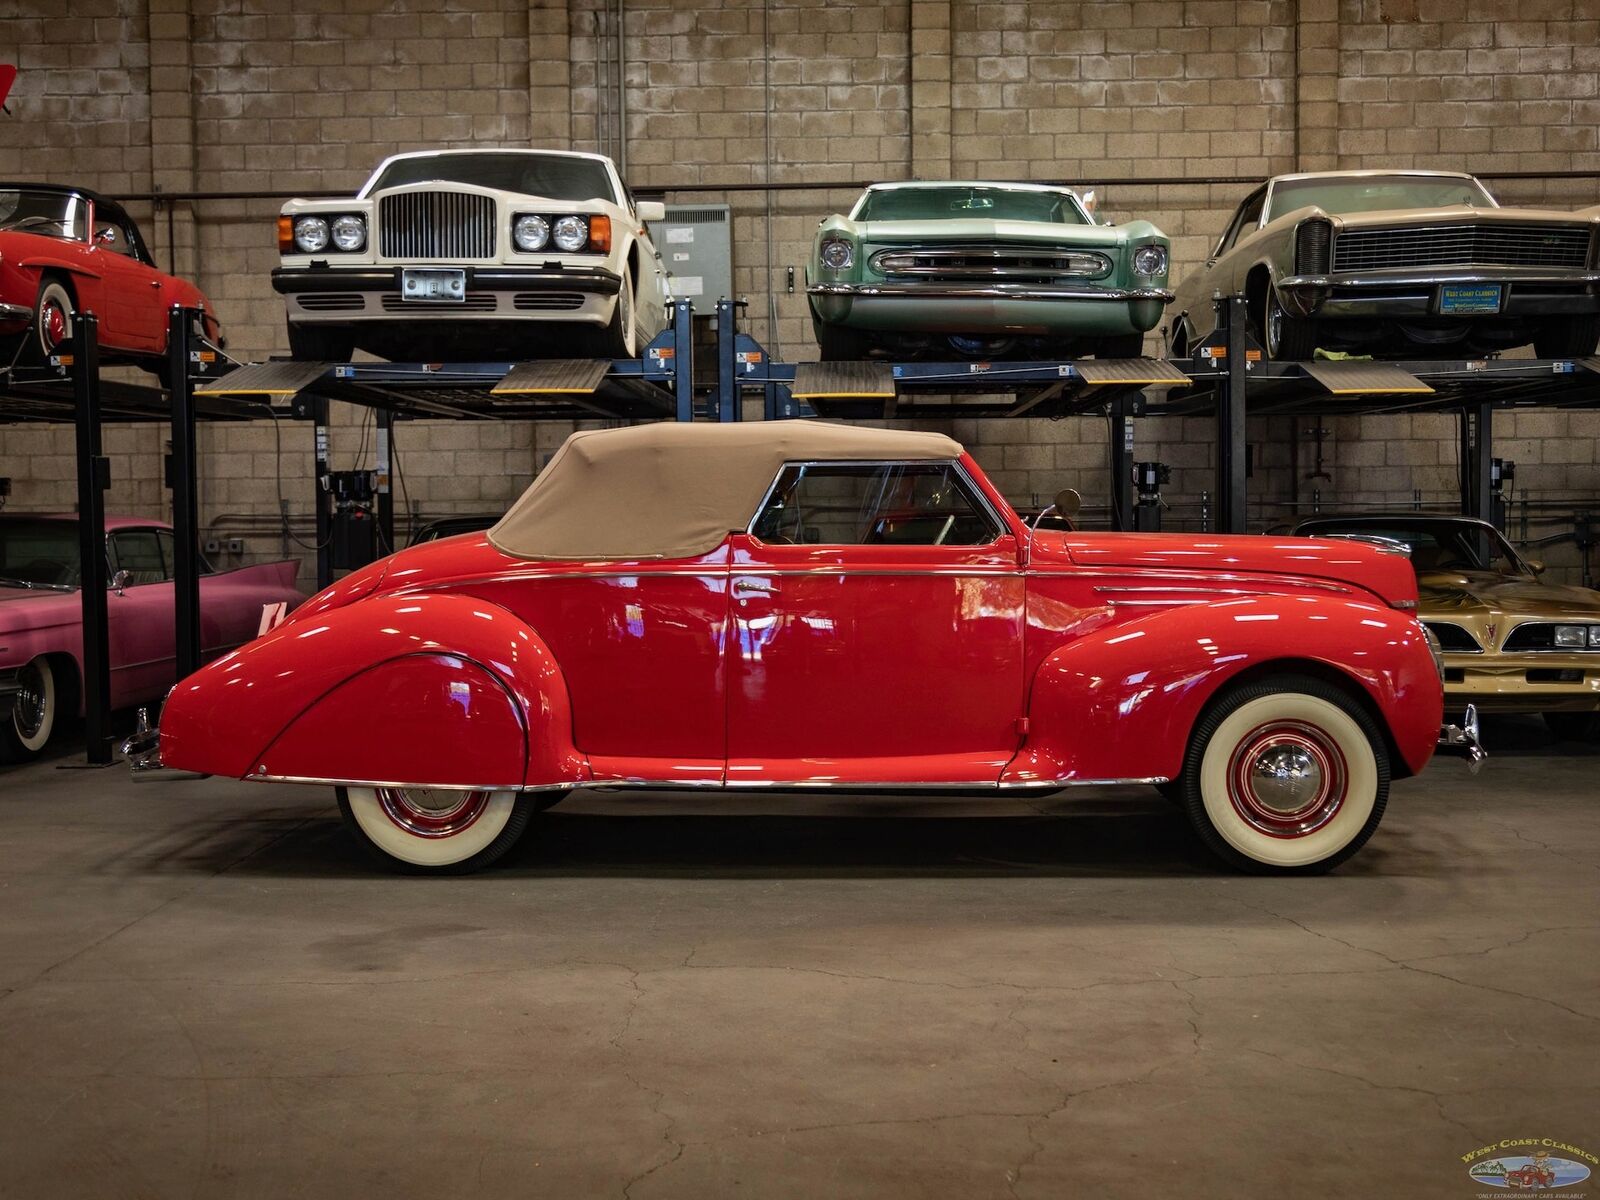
378 192 497 259
1332 224 1592 273
868 244 1112 283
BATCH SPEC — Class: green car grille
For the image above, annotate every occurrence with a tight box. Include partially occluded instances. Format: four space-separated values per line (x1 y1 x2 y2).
867 244 1114 283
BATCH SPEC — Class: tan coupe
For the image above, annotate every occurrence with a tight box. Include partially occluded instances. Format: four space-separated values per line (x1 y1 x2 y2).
1171 170 1600 361
1293 514 1600 741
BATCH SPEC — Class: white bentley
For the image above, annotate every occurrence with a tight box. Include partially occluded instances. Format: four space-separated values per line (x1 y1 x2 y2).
273 149 672 362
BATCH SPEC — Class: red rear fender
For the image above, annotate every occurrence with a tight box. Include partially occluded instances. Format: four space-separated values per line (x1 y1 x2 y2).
159 593 586 788
1009 596 1442 786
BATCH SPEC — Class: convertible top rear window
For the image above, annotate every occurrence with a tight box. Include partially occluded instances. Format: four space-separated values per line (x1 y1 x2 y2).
857 187 1087 224
366 154 617 204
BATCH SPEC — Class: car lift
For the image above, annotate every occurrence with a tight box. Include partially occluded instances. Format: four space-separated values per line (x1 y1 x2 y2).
3 293 1600 763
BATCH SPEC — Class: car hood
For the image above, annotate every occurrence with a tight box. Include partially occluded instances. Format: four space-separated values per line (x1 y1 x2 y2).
1418 571 1600 619
851 218 1144 247
1053 532 1417 607
1323 204 1600 232
0 587 79 632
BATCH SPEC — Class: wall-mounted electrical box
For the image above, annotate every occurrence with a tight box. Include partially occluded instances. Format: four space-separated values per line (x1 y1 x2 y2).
654 203 733 311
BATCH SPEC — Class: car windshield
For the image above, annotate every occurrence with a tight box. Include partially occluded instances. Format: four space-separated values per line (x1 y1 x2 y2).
365 154 617 203
0 519 80 588
0 189 89 241
856 187 1087 224
1265 175 1496 222
1302 521 1528 576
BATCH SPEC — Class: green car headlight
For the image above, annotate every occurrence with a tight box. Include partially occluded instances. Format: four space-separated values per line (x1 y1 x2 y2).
820 238 854 270
1132 244 1167 276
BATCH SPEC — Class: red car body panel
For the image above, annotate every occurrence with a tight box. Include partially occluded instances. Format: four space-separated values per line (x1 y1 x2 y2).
0 516 304 714
0 187 220 356
157 449 1442 792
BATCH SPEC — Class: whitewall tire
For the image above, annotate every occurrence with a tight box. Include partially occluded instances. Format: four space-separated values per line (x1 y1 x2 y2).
1 657 57 763
1178 675 1389 874
337 786 535 873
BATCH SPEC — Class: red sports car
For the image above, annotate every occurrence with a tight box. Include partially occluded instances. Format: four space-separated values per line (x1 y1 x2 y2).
0 183 221 373
150 422 1464 875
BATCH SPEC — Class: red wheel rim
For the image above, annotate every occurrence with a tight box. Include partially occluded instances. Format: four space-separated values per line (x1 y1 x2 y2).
375 788 491 838
41 299 68 350
1226 720 1347 838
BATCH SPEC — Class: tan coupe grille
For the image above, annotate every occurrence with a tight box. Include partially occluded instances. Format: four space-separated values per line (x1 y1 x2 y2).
1332 225 1592 273
378 191 497 259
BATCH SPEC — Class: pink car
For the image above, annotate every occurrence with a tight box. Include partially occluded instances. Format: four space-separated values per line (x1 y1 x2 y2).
0 514 304 762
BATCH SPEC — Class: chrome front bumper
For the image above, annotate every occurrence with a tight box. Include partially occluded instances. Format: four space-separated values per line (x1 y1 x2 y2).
120 707 207 781
807 282 1174 303
1437 703 1487 773
0 301 32 325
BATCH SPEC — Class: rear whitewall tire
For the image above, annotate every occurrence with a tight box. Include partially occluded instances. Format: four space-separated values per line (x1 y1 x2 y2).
337 786 533 873
1181 677 1389 874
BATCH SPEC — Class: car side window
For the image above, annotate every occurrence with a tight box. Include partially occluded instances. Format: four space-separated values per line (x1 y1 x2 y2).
110 531 167 585
1216 189 1267 257
751 462 1001 547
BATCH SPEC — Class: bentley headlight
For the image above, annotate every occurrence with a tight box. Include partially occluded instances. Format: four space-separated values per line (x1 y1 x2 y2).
1132 244 1168 276
330 215 365 252
1553 625 1589 648
293 216 329 253
820 237 854 270
552 215 588 252
514 214 550 252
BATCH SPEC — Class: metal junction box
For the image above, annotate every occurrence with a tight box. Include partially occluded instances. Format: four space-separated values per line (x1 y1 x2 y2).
654 203 733 312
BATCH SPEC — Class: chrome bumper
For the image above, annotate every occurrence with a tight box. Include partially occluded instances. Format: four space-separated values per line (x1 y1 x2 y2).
807 282 1174 303
120 707 207 781
0 301 31 325
1437 703 1487 773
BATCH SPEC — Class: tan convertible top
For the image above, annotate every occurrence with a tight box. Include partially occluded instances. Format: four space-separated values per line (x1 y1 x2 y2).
488 420 965 561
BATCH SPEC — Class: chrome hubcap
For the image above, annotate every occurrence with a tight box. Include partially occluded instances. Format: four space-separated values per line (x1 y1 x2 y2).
375 788 491 838
13 664 46 739
1227 721 1347 838
41 301 68 351
1250 744 1322 813
1266 303 1282 356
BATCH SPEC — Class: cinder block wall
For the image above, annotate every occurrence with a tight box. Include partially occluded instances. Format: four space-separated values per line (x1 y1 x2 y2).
1 0 1597 584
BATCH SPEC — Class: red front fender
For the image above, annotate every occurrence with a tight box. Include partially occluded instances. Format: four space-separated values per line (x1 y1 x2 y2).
1006 596 1443 786
160 593 587 790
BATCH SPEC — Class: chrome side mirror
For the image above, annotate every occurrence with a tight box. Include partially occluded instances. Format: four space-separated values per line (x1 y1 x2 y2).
1526 558 1546 576
111 569 130 595
1054 488 1082 521
95 226 117 246
636 200 666 224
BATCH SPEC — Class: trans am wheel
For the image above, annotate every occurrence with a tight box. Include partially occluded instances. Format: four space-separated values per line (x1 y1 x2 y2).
337 786 540 873
594 263 638 359
1263 289 1317 362
1544 711 1600 742
1532 314 1600 359
0 657 57 764
1178 674 1389 874
32 279 74 362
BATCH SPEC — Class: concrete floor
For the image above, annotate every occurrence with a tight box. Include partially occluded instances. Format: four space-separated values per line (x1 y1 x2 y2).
0 717 1596 1199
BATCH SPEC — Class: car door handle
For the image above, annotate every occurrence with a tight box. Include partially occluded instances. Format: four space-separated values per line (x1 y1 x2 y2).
732 578 776 597
150 280 162 288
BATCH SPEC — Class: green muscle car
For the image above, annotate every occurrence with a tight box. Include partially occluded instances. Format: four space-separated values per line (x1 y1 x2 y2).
806 181 1172 361
1171 170 1600 362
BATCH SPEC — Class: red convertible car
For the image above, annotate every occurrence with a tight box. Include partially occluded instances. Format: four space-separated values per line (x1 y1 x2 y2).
1 515 302 762
150 422 1466 874
0 183 221 372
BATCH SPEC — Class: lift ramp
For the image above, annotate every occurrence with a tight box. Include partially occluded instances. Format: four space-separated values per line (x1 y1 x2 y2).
491 358 611 396
195 360 332 398
1072 357 1192 387
1300 360 1434 396
790 361 897 403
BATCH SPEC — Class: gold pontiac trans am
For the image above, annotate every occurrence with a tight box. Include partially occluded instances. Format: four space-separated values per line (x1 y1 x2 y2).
1293 514 1600 741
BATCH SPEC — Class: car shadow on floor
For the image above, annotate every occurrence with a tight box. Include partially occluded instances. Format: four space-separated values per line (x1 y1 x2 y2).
137 787 1443 882
1475 712 1600 758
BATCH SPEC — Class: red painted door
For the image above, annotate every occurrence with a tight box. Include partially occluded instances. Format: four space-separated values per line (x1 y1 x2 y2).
724 461 1026 786
468 546 731 786
88 208 165 351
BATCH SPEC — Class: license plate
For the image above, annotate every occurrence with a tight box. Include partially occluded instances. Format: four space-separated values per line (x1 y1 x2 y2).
1439 283 1502 315
400 268 466 302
